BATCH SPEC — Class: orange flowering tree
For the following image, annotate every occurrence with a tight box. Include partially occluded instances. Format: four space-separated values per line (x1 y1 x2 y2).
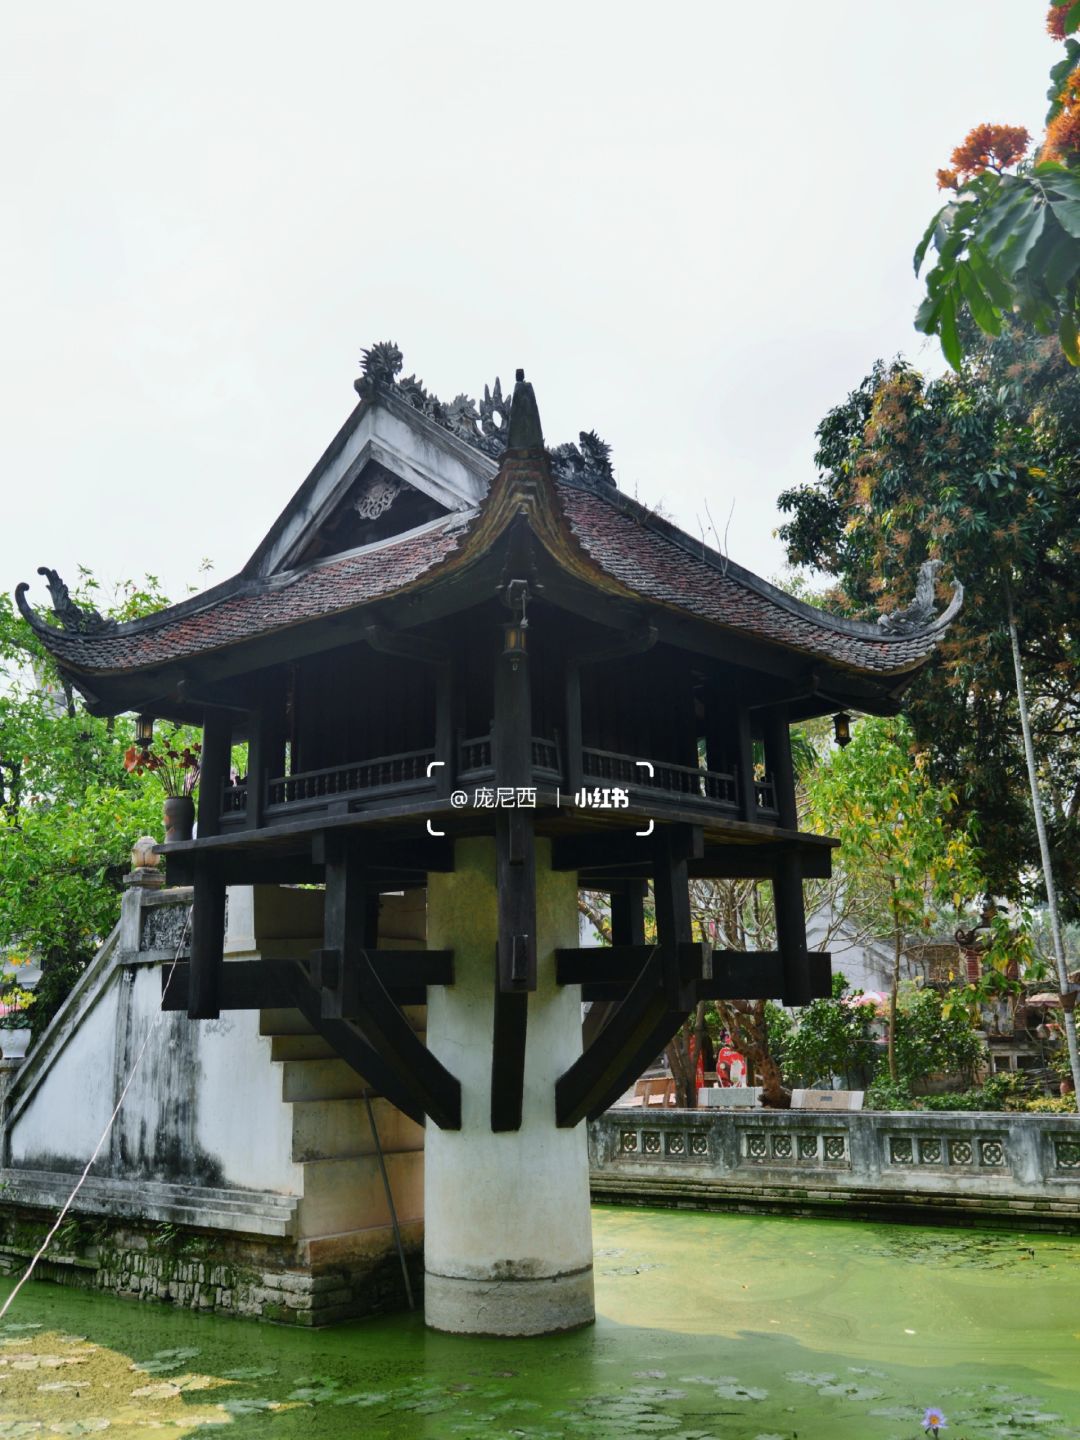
917 3 1080 366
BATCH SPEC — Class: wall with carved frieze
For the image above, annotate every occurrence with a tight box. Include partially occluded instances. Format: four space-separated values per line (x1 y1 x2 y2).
589 1109 1080 1230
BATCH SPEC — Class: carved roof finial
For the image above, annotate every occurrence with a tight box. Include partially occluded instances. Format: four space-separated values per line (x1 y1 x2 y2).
355 341 404 398
15 567 116 636
877 558 963 635
506 369 544 450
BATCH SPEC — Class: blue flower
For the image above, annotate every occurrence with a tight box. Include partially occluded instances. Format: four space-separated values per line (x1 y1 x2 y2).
922 1405 947 1435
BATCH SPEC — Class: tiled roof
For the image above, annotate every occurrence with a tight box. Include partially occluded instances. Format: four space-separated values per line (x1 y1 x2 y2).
20 458 951 684
21 514 468 674
555 483 944 675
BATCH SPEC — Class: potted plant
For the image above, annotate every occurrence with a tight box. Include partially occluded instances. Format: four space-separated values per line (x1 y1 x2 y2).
124 730 202 842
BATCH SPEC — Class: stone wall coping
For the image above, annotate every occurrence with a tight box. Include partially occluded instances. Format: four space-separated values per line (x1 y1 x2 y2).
0 1168 299 1241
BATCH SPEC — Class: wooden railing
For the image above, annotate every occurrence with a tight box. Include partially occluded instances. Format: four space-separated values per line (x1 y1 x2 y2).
266 748 436 808
217 736 780 827
754 775 778 815
581 747 739 810
458 733 563 779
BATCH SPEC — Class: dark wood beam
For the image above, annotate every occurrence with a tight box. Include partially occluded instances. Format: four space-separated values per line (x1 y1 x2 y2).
556 947 699 1126
556 835 835 880
310 831 455 872
161 958 449 1126
318 831 462 1130
333 946 461 1129
762 705 798 831
556 943 705 987
311 948 454 1013
491 985 529 1132
197 708 232 840
774 849 817 1006
165 853 325 888
188 858 225 1019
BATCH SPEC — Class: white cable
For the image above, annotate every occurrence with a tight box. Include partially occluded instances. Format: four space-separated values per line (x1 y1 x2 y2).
0 906 192 1319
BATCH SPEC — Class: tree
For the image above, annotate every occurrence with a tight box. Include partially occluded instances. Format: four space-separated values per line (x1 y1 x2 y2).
779 332 1080 1102
0 573 189 1041
916 5 1080 368
804 715 1005 1082
777 335 1080 916
778 973 880 1090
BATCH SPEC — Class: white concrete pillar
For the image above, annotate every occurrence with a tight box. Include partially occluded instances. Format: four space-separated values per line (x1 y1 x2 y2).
423 836 594 1335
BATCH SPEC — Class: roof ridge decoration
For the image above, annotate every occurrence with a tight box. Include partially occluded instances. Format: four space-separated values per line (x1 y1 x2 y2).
877 559 963 636
352 341 616 487
18 567 117 636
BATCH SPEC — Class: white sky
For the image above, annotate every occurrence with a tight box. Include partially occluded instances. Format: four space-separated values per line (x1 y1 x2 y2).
0 2 1058 609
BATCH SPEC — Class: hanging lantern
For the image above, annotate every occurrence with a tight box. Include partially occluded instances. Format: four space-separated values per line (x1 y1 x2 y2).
832 711 852 748
135 714 154 748
502 580 530 670
502 618 528 668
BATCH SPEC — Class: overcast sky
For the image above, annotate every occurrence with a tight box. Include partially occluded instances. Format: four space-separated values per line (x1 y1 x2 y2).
0 2 1058 613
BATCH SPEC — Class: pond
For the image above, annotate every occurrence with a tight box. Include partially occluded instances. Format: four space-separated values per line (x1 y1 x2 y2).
1 1205 1077 1439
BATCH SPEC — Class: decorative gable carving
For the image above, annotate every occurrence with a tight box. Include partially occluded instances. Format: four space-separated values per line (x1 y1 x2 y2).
289 461 450 569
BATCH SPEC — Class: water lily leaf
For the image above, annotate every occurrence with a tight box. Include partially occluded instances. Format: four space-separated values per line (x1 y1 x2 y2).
131 1382 181 1399
287 1376 340 1402
132 1347 200 1374
218 1397 278 1416
713 1382 768 1401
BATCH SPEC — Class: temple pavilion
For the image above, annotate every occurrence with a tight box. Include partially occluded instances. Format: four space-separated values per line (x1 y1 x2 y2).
17 343 960 1334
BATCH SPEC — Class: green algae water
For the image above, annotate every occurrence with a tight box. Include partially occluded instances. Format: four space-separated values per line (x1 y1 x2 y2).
1 1206 1078 1439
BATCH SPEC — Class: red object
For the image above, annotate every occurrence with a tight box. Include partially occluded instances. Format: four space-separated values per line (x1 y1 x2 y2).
716 1044 744 1087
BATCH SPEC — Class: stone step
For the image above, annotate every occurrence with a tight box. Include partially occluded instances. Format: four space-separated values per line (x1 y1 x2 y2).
300 1216 423 1268
281 1057 370 1102
270 1033 337 1062
296 1152 424 1238
290 1096 424 1163
260 1008 315 1037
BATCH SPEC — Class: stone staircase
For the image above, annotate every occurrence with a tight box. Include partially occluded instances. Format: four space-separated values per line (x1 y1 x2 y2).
258 1006 425 1260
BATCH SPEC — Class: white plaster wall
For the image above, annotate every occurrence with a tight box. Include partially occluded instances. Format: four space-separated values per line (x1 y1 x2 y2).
9 963 300 1195
9 983 121 1173
805 910 893 996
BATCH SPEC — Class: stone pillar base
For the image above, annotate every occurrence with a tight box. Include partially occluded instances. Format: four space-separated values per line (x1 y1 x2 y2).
424 1264 595 1336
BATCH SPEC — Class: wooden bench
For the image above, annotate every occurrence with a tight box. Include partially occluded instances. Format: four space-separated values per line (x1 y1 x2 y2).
632 1077 677 1107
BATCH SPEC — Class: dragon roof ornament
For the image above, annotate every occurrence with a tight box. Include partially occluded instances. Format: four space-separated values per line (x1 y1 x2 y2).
354 341 616 487
15 567 116 637
877 559 963 636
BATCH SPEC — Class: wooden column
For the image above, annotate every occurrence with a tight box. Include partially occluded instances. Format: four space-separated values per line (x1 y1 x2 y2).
735 705 757 823
610 882 646 947
247 674 289 828
564 658 583 798
196 708 232 840
245 705 266 830
774 848 813 1006
434 660 454 799
762 705 798 831
493 625 536 993
491 609 537 1132
582 882 646 1047
188 858 226 1019
187 706 231 1019
323 833 380 955
703 678 729 778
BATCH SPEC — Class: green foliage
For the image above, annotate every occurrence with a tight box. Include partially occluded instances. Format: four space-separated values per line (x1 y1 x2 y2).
864 1076 914 1111
778 333 1080 914
779 979 880 1089
915 166 1080 368
893 986 986 1087
0 573 191 1040
805 715 992 946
